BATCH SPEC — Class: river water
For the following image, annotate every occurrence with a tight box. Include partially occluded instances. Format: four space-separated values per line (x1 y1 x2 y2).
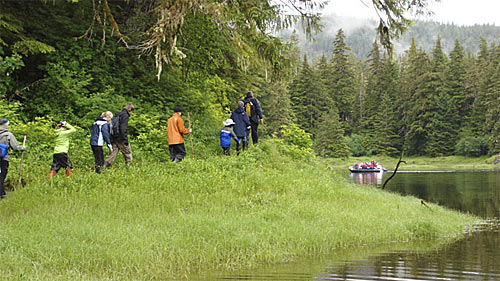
195 171 500 280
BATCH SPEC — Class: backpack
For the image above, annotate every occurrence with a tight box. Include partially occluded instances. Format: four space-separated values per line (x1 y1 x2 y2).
0 143 8 160
110 115 120 136
245 100 253 117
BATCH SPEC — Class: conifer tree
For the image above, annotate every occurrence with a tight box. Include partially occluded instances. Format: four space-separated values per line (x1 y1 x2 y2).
360 41 383 153
289 55 325 135
445 39 469 126
374 57 401 156
469 38 490 136
423 36 461 155
315 105 350 158
426 92 459 156
328 29 356 124
485 44 500 154
401 38 432 155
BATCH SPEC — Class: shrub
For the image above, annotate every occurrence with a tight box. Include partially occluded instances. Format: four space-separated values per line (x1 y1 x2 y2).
454 136 489 157
273 123 314 160
346 134 367 156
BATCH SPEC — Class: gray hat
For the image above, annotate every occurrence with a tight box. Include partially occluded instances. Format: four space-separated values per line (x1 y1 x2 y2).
238 101 244 108
246 91 253 98
0 118 9 126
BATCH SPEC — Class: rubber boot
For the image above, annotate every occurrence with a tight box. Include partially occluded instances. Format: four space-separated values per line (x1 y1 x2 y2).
65 169 73 177
49 170 56 180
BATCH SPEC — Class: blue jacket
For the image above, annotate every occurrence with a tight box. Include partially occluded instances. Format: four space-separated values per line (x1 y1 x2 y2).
220 126 239 148
230 107 251 137
90 117 112 149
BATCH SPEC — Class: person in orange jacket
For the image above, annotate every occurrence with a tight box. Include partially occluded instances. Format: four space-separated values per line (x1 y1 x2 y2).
167 107 192 162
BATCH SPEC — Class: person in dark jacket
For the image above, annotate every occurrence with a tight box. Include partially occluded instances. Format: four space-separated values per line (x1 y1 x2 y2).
0 118 25 199
230 101 251 155
90 111 113 173
242 91 263 145
220 119 240 156
104 104 134 168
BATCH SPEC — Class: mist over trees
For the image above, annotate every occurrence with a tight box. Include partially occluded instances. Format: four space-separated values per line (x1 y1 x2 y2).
279 15 500 60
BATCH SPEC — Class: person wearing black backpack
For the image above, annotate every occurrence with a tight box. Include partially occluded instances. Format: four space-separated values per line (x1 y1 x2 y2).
0 118 25 199
104 104 134 169
242 91 263 145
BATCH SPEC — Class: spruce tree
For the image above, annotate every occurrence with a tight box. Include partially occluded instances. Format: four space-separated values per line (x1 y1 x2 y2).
402 38 432 155
423 36 460 155
315 106 350 158
329 29 356 124
374 57 401 156
485 44 500 155
360 41 383 153
289 55 324 135
469 38 490 136
445 39 469 127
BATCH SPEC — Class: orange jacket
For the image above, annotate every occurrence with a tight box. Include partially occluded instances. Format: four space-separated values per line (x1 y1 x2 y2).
167 113 190 145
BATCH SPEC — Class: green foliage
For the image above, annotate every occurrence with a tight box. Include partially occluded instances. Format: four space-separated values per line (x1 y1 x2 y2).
315 107 350 158
455 136 490 157
345 134 367 157
274 123 314 160
0 52 24 97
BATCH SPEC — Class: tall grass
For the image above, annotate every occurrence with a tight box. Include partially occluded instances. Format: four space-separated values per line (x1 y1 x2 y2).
0 141 479 280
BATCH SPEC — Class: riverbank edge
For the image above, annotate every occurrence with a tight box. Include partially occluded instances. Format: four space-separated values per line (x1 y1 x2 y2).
0 143 481 280
325 154 500 171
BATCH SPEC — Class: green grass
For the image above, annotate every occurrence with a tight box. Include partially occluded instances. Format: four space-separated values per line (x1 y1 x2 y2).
325 154 500 171
0 142 480 280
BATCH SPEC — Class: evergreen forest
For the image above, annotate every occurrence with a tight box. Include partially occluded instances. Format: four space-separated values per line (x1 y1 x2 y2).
1 0 500 159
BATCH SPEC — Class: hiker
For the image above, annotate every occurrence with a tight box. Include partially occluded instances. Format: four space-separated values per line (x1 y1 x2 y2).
230 101 251 155
220 119 240 156
90 111 113 173
0 118 25 199
242 90 263 145
49 121 76 179
167 107 192 162
104 104 134 168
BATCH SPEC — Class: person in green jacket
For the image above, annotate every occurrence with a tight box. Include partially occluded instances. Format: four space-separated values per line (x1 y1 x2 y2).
49 121 76 179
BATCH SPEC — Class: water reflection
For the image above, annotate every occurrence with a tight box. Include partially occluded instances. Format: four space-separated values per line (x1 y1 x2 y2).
349 172 384 185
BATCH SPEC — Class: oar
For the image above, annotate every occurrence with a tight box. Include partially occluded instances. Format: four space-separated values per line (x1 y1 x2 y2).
17 135 26 187
187 112 194 159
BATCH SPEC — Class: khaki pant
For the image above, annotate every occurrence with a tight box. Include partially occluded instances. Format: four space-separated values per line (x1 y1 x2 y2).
105 140 132 166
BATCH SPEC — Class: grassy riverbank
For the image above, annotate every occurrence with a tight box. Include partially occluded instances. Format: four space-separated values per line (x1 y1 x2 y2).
326 154 500 171
0 142 479 280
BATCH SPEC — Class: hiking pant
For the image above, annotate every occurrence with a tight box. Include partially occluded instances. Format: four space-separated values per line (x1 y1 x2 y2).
222 146 230 156
50 153 73 173
91 145 104 173
0 160 9 197
105 140 132 166
235 135 247 155
248 120 259 144
169 143 186 162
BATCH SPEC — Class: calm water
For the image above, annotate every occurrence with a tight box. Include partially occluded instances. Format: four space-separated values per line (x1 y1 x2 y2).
194 171 500 280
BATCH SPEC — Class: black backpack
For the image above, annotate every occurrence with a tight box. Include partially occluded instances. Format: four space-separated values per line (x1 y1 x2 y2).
110 115 120 136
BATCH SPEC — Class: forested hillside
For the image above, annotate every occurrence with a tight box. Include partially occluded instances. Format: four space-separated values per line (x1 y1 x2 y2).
1 1 499 159
279 15 500 59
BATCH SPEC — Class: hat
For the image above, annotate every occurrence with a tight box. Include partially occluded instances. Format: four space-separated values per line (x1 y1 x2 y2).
246 91 253 98
173 106 182 113
238 101 244 108
223 118 235 126
0 118 9 126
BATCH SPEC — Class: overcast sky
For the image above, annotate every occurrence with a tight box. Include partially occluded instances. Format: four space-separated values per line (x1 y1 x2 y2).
324 0 500 26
